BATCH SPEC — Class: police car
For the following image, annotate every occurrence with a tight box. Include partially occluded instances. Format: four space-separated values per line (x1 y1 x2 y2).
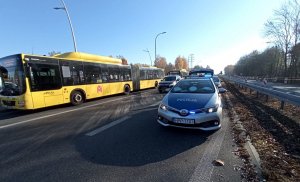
157 76 226 131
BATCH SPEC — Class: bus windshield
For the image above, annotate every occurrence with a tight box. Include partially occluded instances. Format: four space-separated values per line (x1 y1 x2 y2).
0 55 26 96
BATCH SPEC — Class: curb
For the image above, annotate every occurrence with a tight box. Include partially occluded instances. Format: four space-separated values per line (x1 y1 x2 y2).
225 93 264 181
245 140 263 180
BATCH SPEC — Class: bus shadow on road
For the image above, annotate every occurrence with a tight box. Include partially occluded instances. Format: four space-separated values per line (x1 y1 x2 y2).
74 108 215 167
0 104 74 121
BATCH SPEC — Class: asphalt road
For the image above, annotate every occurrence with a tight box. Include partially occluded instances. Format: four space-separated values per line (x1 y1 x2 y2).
0 89 243 182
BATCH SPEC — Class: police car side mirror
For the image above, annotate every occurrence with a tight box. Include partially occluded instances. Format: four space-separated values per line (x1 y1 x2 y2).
218 87 227 94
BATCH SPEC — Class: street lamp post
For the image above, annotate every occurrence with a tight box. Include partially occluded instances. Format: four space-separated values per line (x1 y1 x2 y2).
54 0 77 52
154 32 166 64
143 49 152 66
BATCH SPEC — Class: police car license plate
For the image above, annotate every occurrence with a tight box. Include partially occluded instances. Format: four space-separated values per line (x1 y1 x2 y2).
173 118 195 124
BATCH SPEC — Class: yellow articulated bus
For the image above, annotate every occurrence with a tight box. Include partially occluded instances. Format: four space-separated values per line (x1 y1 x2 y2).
0 52 164 110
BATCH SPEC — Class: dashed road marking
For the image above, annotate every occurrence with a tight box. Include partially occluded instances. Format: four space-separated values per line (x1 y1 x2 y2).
86 116 130 136
149 101 161 107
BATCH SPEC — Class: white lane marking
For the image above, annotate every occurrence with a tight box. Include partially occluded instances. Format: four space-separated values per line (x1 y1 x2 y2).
0 90 154 129
189 103 229 182
149 101 161 107
86 116 130 136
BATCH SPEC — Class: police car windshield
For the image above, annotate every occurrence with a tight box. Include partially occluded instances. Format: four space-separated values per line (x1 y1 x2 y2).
171 79 215 93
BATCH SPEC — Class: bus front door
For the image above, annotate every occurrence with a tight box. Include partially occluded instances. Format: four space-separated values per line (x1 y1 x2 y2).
27 62 64 108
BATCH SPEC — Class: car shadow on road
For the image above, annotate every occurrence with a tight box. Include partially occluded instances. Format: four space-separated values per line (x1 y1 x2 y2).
74 108 214 167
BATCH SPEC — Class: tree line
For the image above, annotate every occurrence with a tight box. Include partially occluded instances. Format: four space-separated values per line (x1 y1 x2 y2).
153 55 189 74
225 0 300 80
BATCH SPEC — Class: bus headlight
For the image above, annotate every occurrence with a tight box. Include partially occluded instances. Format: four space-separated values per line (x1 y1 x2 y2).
18 101 25 107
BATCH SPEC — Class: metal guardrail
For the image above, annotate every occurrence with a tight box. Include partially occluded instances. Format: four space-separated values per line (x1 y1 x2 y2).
221 76 300 108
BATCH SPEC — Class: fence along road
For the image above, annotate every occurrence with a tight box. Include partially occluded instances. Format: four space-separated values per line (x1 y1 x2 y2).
222 76 300 109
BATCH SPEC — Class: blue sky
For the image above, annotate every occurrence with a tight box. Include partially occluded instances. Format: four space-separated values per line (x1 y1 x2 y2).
0 0 285 73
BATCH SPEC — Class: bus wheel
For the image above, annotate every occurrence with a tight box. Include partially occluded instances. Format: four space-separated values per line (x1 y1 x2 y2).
155 81 158 88
71 91 84 105
124 85 130 95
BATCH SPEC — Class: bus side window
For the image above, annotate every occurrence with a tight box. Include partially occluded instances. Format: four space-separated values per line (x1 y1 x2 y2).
61 61 84 86
122 67 131 81
84 63 101 84
153 70 158 79
159 70 164 78
108 66 120 82
140 70 146 80
61 65 72 85
70 62 84 85
147 70 152 79
100 64 109 83
126 68 131 80
28 63 62 91
119 67 124 81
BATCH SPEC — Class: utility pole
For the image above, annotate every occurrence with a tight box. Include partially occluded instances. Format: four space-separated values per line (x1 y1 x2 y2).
54 0 77 52
155 32 167 64
143 49 152 66
188 54 194 70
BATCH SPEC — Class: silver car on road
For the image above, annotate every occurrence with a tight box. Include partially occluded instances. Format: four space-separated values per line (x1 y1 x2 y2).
157 77 225 131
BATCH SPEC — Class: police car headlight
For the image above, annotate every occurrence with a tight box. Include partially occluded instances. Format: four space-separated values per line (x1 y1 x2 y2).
159 103 168 111
205 104 219 113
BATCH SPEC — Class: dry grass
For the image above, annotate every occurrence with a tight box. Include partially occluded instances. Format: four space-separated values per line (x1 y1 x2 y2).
224 81 300 182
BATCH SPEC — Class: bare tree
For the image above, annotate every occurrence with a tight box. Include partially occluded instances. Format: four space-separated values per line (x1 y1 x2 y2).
164 63 175 74
154 56 167 69
116 55 128 65
194 65 203 69
224 65 235 76
289 0 300 77
264 0 300 77
175 56 188 70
